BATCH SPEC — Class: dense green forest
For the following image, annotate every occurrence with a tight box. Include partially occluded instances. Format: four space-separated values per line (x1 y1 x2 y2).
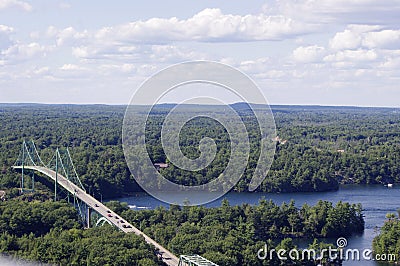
0 192 364 266
0 197 165 266
107 199 363 265
1 104 400 198
373 212 400 263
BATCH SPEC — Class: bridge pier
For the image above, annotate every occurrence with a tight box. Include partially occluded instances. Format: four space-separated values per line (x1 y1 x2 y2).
31 172 34 191
87 206 91 228
54 148 58 201
21 142 25 193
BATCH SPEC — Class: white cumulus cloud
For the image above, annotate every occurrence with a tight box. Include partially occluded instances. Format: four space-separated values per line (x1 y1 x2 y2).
330 29 363 50
363 30 400 49
45 26 89 46
330 25 400 50
329 25 382 50
60 64 84 71
276 0 400 25
0 0 32 11
293 45 326 63
0 24 14 50
0 24 13 34
1 42 53 64
94 8 313 44
324 49 378 63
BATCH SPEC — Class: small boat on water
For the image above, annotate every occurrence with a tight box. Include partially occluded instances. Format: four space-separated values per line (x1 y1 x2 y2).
387 183 393 188
128 205 150 209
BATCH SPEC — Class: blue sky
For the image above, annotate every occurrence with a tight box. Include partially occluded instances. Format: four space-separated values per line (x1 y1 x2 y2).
1 0 400 106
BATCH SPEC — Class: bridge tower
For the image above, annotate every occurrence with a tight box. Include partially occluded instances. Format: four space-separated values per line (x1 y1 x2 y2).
14 140 44 193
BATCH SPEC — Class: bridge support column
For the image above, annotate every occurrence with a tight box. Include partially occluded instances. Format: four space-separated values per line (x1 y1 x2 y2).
87 207 91 228
21 142 25 193
31 172 34 192
54 148 58 201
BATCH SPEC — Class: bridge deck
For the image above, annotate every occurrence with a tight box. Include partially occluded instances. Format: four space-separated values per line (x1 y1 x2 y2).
13 165 179 266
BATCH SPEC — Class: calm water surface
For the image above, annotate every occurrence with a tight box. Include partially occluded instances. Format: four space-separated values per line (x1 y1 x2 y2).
117 185 400 265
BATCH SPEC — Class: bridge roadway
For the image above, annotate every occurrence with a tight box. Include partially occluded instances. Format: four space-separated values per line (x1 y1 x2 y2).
13 165 179 266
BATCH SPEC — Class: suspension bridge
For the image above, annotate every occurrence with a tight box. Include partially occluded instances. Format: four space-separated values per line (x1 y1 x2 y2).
12 140 217 266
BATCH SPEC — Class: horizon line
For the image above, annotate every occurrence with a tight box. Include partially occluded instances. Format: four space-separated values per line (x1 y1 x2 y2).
0 102 399 109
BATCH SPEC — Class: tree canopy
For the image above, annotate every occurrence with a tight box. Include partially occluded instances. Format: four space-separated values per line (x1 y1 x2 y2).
1 104 399 198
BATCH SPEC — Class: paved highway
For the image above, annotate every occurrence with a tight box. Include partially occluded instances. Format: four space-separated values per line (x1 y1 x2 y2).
13 165 179 266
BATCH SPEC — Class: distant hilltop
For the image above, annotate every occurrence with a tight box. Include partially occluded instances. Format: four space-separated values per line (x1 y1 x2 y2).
0 102 399 112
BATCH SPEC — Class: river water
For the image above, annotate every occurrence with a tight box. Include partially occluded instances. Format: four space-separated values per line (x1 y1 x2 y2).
117 184 400 265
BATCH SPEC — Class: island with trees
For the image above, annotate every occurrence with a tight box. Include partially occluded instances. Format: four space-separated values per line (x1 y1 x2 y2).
0 190 364 265
373 211 400 264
